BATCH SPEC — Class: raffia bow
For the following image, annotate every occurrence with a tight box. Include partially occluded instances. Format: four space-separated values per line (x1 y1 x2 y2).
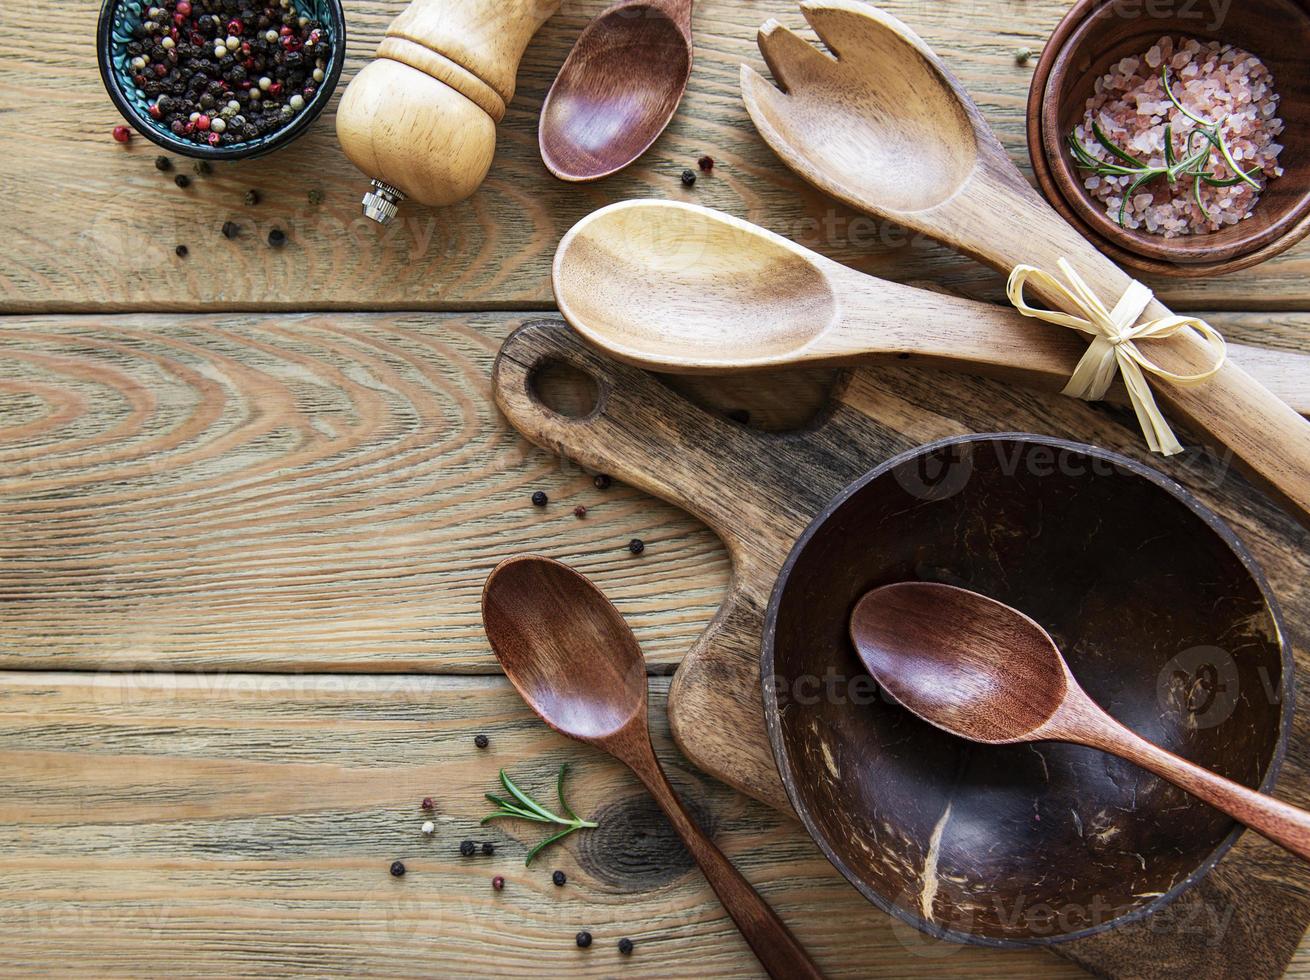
1006 259 1227 456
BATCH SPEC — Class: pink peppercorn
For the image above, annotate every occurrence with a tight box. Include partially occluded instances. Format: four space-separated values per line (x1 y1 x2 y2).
492 876 505 891
175 0 191 15
207 132 221 146
421 797 434 811
112 125 131 143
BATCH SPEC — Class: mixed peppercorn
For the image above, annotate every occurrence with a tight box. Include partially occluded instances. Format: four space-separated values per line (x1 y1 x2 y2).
118 0 331 147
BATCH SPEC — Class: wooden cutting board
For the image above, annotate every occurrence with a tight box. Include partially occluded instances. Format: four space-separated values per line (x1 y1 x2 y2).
493 318 1310 978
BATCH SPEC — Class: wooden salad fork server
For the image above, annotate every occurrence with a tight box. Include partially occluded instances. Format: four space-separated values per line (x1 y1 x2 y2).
850 583 1310 864
482 556 825 980
553 199 1310 414
742 0 1310 522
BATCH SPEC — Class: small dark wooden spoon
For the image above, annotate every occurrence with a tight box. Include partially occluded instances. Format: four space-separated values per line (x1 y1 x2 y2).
539 0 694 182
482 556 824 980
850 582 1310 863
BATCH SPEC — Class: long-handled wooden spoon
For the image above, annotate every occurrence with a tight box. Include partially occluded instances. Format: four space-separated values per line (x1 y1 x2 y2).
482 556 825 980
539 0 694 182
553 199 1310 414
850 582 1310 863
742 0 1310 522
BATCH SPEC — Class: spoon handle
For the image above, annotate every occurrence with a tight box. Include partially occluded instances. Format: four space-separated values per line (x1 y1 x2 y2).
620 739 826 979
1073 708 1310 863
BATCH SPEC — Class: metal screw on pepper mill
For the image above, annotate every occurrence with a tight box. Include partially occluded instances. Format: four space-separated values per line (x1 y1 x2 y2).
362 180 405 225
336 0 562 226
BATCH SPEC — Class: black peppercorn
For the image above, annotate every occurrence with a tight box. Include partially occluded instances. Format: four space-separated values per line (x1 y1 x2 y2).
268 227 286 247
531 491 548 507
680 169 697 186
175 244 189 257
628 539 645 555
593 474 612 490
576 931 592 948
389 860 406 877
474 734 489 749
460 840 476 857
175 174 191 188
244 189 260 206
618 938 634 955
221 220 240 239
481 842 494 856
154 155 173 172
552 870 566 887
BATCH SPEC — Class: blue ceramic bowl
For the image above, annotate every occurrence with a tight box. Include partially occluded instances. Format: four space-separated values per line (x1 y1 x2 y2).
96 0 346 159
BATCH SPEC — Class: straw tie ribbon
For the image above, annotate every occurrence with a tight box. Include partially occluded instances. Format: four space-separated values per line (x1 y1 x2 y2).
1006 259 1227 456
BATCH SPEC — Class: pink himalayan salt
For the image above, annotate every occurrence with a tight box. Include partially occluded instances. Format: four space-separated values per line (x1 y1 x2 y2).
1074 35 1284 237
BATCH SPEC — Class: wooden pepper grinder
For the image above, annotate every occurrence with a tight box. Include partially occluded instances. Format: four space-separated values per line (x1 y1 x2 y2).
336 0 561 224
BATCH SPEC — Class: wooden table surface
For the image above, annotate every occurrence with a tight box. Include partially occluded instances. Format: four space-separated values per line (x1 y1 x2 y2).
4 0 1310 975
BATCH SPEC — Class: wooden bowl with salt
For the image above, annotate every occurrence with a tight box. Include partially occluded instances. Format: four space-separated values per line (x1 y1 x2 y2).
1028 0 1310 277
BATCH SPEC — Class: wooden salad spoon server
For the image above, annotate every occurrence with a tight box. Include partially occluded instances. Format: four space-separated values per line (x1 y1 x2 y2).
539 0 695 182
742 0 1310 522
850 582 1310 864
482 556 825 980
553 199 1310 414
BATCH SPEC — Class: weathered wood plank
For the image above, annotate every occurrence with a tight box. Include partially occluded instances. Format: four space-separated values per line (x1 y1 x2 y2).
0 671 1090 978
2 0 1308 313
4 311 1308 674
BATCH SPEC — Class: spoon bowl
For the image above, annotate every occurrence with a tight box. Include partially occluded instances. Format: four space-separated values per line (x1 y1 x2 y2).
540 0 694 182
850 583 1068 744
481 555 646 741
553 201 838 368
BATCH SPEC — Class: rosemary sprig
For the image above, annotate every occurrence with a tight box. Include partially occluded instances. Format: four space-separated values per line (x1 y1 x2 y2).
481 765 598 865
1068 65 1262 227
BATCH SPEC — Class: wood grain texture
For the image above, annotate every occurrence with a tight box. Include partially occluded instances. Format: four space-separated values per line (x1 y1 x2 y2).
4 308 1310 675
4 0 1310 312
493 319 1310 978
0 671 1088 978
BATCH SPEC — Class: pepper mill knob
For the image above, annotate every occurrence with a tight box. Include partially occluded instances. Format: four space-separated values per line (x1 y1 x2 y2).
336 0 560 225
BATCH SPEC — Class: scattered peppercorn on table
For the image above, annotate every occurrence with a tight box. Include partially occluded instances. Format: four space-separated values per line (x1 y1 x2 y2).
5 0 1310 977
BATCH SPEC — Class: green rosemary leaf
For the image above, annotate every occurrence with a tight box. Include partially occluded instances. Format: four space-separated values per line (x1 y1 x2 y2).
501 769 564 823
1162 66 1210 126
1194 174 1214 221
1092 119 1148 167
482 811 551 825
556 764 580 823
1211 122 1262 189
1163 123 1176 169
524 825 580 866
1116 172 1155 227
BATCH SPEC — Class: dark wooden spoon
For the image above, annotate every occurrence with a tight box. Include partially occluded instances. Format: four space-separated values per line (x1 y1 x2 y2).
539 0 694 182
849 582 1310 863
482 556 824 980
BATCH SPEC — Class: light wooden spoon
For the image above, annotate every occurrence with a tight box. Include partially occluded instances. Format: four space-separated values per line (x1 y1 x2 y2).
553 200 1310 413
742 0 1310 521
482 556 825 980
850 582 1310 863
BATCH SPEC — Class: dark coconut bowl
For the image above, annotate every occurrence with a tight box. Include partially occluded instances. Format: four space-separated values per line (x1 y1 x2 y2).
763 434 1292 946
96 0 345 160
1028 0 1310 277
